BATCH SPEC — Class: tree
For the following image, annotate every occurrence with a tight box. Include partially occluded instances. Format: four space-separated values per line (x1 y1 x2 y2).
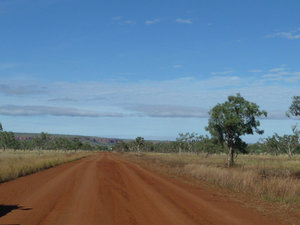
264 126 299 158
288 96 300 118
206 93 267 167
0 124 17 151
34 132 51 150
176 132 199 154
279 126 299 158
0 132 16 151
113 142 129 152
72 137 83 150
135 137 144 153
264 134 282 156
195 135 222 156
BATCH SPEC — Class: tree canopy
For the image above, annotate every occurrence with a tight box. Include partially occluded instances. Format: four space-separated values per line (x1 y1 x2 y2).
206 93 267 166
288 96 300 118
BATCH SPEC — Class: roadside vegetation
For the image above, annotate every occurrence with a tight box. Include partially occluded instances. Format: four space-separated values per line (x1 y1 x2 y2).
0 123 106 183
0 94 299 205
0 150 93 183
0 126 109 152
127 153 300 204
114 95 300 205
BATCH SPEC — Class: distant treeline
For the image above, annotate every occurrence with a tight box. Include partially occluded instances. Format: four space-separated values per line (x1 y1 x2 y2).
0 131 109 151
113 131 300 157
1 95 299 163
113 95 300 163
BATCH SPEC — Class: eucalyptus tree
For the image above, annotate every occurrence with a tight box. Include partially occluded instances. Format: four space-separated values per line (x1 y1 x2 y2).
135 137 144 153
288 96 300 118
264 134 283 156
279 126 299 158
206 93 267 167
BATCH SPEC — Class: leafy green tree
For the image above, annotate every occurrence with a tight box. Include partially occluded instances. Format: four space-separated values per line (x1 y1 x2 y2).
135 137 144 153
0 132 16 151
288 96 300 118
265 126 299 158
206 93 267 167
34 132 51 150
264 134 282 156
19 140 34 151
72 137 83 150
176 134 186 154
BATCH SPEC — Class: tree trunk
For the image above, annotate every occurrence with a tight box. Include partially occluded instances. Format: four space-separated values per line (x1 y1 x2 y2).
287 143 292 158
227 146 234 167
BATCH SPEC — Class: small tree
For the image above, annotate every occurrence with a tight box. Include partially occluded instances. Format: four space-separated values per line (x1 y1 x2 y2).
206 93 267 167
0 131 16 151
280 126 299 158
113 142 129 152
264 134 282 156
288 96 300 118
176 132 198 154
135 137 144 153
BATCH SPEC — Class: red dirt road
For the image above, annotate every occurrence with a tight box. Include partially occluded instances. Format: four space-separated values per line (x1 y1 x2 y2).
0 153 281 225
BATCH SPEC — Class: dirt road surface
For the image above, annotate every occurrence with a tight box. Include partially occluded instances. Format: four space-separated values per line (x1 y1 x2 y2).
0 153 282 225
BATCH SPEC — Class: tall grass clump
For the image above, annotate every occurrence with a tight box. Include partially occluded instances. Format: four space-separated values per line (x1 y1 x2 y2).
184 164 300 203
0 150 92 183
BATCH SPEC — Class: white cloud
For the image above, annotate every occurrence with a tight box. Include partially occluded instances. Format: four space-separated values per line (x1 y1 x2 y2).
269 67 286 72
211 70 234 75
0 83 46 96
0 105 124 117
176 18 192 24
262 67 300 82
1 73 299 120
125 104 208 118
267 28 300 40
145 18 160 25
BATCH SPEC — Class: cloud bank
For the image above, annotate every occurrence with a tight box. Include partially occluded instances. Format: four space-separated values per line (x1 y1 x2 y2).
1 67 299 120
0 105 124 117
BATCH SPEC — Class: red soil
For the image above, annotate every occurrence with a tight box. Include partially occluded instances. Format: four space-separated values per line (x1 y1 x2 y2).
0 153 282 225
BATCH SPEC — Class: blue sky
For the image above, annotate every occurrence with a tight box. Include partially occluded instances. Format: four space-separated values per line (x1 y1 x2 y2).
0 0 299 141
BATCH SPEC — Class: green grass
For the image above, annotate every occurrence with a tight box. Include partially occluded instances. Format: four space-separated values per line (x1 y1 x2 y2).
0 150 93 183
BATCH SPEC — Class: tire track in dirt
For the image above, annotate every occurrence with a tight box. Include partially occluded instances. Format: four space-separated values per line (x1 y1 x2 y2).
0 153 282 225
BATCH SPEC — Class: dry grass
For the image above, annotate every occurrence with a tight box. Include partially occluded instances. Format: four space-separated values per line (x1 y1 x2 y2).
0 150 93 183
126 153 300 204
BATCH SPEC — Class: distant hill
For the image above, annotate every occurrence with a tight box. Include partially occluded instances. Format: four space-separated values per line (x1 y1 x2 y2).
14 132 124 146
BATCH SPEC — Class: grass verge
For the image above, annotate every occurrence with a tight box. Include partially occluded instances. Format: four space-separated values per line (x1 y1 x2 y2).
124 153 300 205
0 150 93 183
